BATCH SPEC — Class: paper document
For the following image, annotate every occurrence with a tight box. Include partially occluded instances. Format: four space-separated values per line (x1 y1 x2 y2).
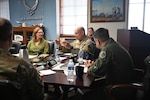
12 54 37 59
52 63 66 70
29 55 37 59
59 56 68 61
39 69 56 75
63 53 71 56
36 66 45 71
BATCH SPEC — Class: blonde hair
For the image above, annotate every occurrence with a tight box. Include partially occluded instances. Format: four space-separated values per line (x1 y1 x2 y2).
32 27 43 41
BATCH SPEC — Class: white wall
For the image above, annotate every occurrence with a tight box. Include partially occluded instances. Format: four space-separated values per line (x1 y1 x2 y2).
88 0 129 41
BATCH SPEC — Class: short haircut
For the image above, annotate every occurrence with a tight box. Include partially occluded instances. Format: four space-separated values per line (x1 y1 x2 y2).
0 17 12 41
93 28 110 42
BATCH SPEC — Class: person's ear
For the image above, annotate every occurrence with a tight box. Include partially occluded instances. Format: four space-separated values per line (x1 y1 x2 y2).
8 33 13 48
81 30 85 35
96 39 99 43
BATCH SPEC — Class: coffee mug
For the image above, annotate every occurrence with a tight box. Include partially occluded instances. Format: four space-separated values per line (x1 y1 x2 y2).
75 66 84 79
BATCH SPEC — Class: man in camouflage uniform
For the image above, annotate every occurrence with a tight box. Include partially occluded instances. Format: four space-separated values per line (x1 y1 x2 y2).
0 17 44 100
56 26 97 60
83 28 135 100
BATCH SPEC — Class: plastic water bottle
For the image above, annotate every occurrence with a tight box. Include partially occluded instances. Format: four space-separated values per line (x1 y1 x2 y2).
78 49 84 64
67 59 75 82
55 48 60 63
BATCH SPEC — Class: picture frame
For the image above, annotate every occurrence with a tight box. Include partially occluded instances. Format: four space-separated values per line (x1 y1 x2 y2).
90 0 125 22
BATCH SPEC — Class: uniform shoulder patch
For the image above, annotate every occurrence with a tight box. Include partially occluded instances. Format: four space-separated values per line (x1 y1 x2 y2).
100 51 106 59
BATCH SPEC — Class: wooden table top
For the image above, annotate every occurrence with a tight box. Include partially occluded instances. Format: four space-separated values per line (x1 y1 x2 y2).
42 71 95 88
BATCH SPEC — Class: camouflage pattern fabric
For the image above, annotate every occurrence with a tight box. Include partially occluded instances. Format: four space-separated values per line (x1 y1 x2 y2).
60 36 96 60
0 48 44 100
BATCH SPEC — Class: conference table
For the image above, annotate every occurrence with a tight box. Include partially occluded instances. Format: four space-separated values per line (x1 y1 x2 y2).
36 54 95 99
13 53 95 98
33 53 95 88
42 70 94 88
42 70 94 99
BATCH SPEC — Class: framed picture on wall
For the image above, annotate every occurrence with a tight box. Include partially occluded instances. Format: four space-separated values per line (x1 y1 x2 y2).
90 0 125 22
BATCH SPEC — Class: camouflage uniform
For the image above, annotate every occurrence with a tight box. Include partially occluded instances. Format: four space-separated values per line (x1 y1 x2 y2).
87 38 135 85
0 48 44 100
60 36 97 60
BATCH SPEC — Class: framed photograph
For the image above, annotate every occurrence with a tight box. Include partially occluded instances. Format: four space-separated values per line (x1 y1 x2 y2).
90 0 125 22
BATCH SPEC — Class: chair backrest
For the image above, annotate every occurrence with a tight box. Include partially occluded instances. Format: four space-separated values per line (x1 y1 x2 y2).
9 41 22 54
144 55 150 89
108 56 150 100
143 55 150 100
0 80 20 100
47 40 55 55
108 83 144 100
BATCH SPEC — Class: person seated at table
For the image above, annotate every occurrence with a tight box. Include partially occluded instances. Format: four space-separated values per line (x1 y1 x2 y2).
27 27 49 55
0 17 45 100
87 27 95 43
55 26 97 60
83 28 135 100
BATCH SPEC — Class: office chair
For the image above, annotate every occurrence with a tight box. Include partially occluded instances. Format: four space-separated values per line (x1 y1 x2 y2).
143 55 150 100
108 83 144 100
108 55 150 100
0 80 20 100
9 40 22 54
93 47 101 60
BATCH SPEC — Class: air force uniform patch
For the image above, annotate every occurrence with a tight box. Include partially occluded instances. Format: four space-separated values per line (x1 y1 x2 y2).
100 51 106 59
92 66 98 70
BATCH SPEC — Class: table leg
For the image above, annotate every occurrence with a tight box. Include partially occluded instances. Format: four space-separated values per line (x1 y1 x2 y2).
61 86 70 100
44 83 49 93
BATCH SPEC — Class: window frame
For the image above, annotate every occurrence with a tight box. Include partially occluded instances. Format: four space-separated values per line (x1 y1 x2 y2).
128 0 150 34
59 0 88 38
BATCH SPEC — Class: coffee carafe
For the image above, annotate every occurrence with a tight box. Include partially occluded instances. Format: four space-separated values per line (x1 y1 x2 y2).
19 45 29 60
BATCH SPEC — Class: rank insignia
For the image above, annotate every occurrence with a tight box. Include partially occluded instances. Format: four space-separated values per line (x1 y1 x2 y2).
100 51 106 59
93 66 97 70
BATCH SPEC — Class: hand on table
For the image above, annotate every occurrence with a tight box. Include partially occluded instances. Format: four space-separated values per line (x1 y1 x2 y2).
55 38 72 49
84 60 94 68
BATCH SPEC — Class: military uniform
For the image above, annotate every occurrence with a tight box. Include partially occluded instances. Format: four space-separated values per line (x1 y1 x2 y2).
0 48 44 100
87 38 135 85
60 36 97 60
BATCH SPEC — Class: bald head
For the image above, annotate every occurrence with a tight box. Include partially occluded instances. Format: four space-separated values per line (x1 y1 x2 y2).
74 26 85 41
0 17 13 42
75 26 85 33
